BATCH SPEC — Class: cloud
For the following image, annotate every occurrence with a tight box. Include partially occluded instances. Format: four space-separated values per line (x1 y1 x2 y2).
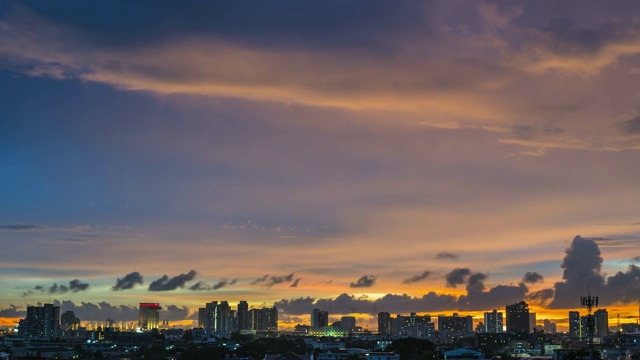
266 273 295 287
275 292 459 316
603 265 640 304
112 271 144 291
251 274 295 287
522 272 544 284
290 278 301 288
0 224 46 231
350 275 376 288
457 273 528 311
435 252 459 260
49 283 70 294
445 268 471 287
148 270 197 291
212 279 237 290
620 116 640 134
273 297 316 315
188 281 210 291
0 305 25 318
251 275 269 285
548 236 605 308
164 304 193 321
402 271 431 284
69 279 90 292
527 288 555 305
54 300 138 322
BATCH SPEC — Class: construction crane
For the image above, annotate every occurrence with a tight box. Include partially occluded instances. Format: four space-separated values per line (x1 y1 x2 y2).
351 306 368 332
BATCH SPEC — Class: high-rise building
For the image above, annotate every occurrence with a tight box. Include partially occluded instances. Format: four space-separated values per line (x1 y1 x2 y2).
543 319 556 334
396 313 433 339
249 307 278 331
378 312 391 335
60 311 80 337
311 309 329 328
568 311 581 339
594 309 609 338
201 301 232 336
237 300 249 330
484 310 504 333
138 303 161 330
438 313 473 342
21 304 61 339
505 301 530 333
529 313 537 332
341 316 356 330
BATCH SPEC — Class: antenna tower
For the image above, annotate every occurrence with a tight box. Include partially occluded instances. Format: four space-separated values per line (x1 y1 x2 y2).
580 289 599 360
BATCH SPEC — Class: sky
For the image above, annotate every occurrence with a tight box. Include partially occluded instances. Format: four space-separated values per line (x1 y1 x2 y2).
2 0 640 330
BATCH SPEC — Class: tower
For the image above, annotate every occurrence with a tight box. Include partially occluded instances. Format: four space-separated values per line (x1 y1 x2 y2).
484 309 504 333
138 303 161 330
378 312 391 335
505 301 530 333
311 308 329 327
238 300 249 330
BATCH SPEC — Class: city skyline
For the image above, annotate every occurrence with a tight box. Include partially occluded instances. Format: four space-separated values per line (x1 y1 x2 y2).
2 1 640 331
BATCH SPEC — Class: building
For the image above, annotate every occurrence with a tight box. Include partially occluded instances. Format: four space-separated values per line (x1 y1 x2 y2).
250 306 278 331
396 313 434 339
237 300 249 330
340 316 356 331
60 310 80 338
378 312 391 335
138 303 161 330
21 304 61 339
529 313 537 332
484 310 503 333
543 319 556 334
199 301 232 336
594 309 609 338
505 301 529 333
311 309 329 328
568 311 581 339
438 313 473 342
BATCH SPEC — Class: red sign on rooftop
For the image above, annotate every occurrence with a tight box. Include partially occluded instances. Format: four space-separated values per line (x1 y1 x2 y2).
139 303 161 309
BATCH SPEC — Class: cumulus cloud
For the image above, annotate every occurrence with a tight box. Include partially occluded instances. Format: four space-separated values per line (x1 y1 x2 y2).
548 236 605 308
0 304 25 317
49 279 89 294
603 265 640 304
350 275 376 288
274 297 317 315
457 274 528 311
435 252 459 260
148 270 197 291
275 292 459 316
402 271 431 284
527 288 555 305
54 300 138 322
112 271 144 291
445 268 471 287
164 305 193 321
522 272 544 284
68 279 90 292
